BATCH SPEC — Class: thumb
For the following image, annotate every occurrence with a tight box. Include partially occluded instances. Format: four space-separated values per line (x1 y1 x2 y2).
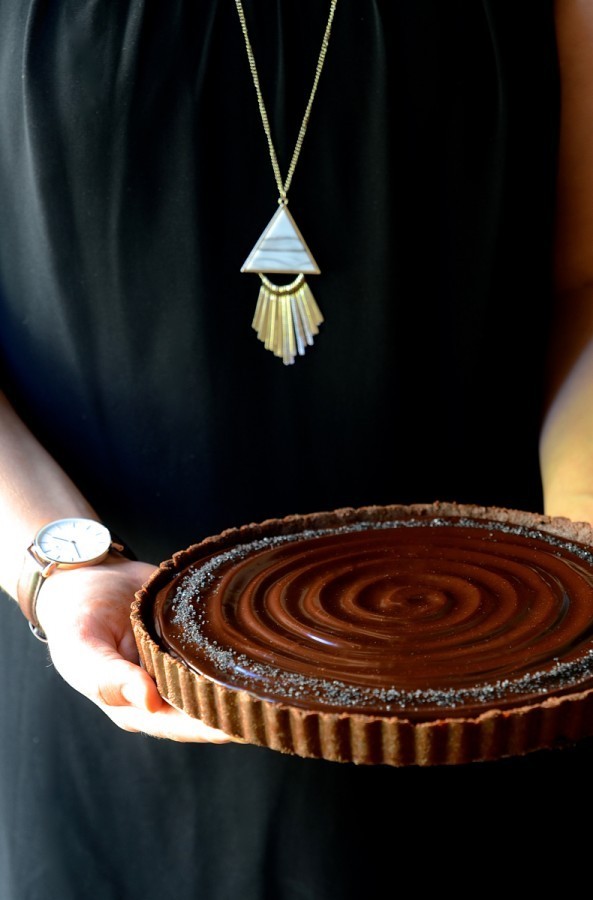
96 655 162 712
50 636 163 713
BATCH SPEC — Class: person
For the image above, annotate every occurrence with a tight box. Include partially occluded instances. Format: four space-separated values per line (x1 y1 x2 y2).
0 1 591 897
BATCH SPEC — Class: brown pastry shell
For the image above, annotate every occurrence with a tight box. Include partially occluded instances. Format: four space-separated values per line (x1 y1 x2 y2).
131 501 593 766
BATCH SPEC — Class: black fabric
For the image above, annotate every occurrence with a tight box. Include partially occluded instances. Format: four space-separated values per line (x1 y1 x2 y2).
0 0 559 560
0 3 581 899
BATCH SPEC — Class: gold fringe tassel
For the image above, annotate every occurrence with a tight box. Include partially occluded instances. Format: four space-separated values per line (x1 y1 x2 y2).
252 274 324 365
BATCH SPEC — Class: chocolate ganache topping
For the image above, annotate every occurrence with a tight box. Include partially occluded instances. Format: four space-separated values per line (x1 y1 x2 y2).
155 517 593 721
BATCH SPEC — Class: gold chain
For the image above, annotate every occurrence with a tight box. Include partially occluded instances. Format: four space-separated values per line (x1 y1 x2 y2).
234 0 339 204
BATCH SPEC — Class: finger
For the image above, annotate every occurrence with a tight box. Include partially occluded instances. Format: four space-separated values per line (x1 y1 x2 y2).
95 655 162 712
103 700 236 743
49 634 163 713
50 633 236 740
83 647 238 740
51 628 239 742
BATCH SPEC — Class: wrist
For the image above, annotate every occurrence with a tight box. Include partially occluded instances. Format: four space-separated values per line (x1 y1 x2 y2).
15 517 135 641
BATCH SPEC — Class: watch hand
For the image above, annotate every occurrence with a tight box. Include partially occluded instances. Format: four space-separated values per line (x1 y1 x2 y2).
69 540 82 559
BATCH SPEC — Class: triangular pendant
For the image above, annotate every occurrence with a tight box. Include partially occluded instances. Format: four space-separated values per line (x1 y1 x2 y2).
241 205 320 275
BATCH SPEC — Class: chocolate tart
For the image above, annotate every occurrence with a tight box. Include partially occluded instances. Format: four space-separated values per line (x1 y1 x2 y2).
131 502 593 766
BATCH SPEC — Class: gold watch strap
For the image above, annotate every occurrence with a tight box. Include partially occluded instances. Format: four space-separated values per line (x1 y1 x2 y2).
16 547 55 636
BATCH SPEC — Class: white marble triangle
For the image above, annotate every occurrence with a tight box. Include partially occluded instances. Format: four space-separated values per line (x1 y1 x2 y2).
241 205 320 275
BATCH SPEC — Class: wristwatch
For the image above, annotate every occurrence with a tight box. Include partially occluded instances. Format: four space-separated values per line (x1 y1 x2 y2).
16 517 130 641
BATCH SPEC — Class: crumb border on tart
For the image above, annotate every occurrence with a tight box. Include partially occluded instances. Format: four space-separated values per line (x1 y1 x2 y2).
131 501 593 766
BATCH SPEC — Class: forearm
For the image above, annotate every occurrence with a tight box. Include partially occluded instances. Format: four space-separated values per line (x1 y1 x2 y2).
0 391 96 599
540 316 593 522
541 3 593 523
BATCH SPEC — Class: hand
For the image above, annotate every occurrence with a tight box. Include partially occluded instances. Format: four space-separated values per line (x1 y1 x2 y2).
543 487 593 526
35 556 236 743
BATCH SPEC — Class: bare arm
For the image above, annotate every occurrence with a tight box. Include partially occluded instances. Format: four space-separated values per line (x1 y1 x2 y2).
0 391 97 598
0 390 232 742
540 0 593 523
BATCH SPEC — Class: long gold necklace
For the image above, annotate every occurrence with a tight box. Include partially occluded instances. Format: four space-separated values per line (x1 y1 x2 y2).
235 0 339 365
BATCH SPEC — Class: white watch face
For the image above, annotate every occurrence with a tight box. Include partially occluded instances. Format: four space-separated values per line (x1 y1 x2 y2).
35 518 111 565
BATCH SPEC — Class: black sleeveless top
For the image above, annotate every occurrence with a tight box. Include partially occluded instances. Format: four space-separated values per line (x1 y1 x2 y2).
0 0 558 561
0 4 576 899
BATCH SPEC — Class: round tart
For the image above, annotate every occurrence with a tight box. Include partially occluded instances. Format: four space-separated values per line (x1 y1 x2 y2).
131 502 593 766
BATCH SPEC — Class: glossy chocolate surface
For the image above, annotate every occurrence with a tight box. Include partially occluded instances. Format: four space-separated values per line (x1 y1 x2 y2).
155 518 593 720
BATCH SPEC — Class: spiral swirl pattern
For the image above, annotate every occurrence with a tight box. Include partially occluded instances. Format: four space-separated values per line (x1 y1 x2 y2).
160 520 593 717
